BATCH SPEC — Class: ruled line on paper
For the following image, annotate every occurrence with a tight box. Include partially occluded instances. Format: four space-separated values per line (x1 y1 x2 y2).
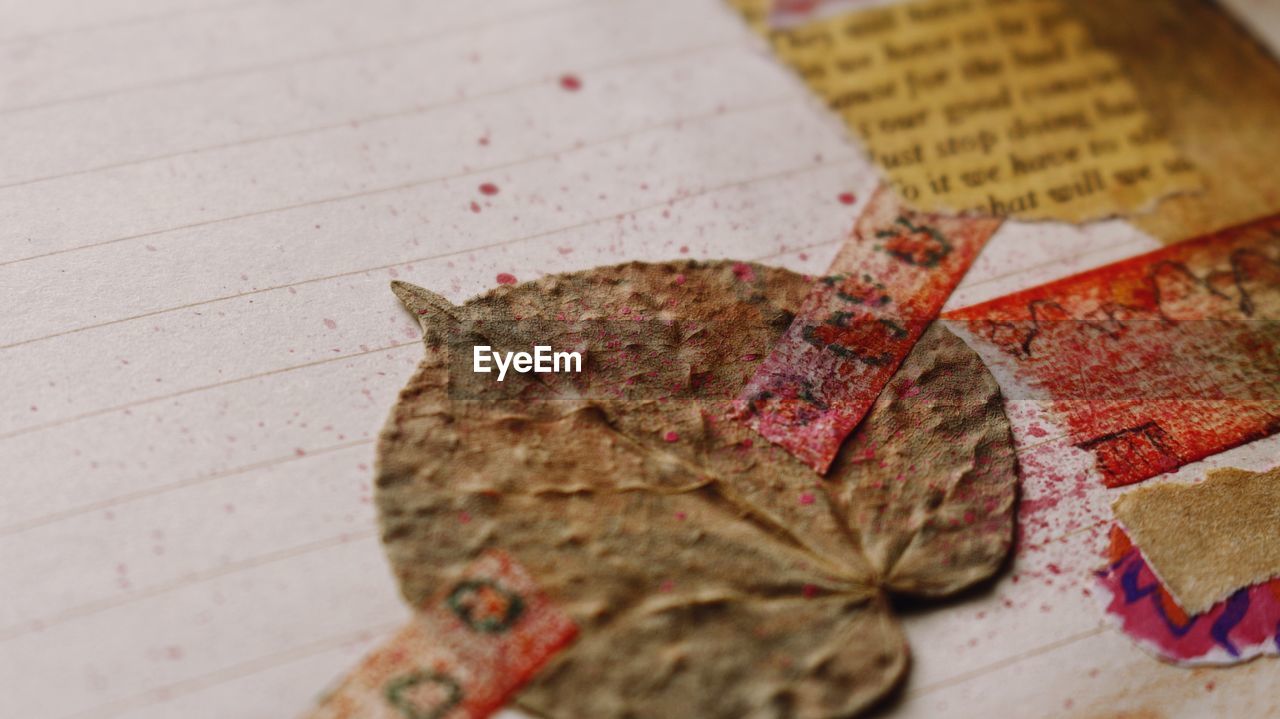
0 93 802 269
0 343 418 442
57 618 405 719
0 38 749 191
3 152 854 352
0 439 376 537
0 529 380 643
909 626 1108 697
948 236 1154 302
0 0 306 45
0 0 607 115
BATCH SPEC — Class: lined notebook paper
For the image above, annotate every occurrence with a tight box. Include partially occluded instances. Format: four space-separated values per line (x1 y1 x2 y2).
3 0 1279 717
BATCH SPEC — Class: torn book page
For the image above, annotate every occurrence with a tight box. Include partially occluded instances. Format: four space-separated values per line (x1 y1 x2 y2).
732 0 1203 221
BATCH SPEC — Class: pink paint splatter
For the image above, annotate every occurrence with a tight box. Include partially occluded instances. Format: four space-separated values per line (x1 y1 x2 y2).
323 318 337 330
496 273 518 286
798 492 815 505
559 74 582 91
663 431 680 442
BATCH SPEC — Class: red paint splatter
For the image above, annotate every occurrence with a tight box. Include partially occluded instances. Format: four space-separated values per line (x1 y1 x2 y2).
496 273 518 285
663 431 680 442
470 201 481 213
838 192 856 205
798 492 815 505
802 584 819 598
559 74 582 91
479 183 499 196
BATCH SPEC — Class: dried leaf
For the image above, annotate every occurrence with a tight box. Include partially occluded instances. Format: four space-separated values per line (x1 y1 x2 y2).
378 260 1017 718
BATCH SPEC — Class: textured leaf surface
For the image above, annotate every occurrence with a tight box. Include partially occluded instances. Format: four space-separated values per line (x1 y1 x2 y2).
377 260 1017 718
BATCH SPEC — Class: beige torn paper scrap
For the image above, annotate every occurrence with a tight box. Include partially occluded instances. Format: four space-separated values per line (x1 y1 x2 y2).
739 0 1203 221
1112 466 1280 615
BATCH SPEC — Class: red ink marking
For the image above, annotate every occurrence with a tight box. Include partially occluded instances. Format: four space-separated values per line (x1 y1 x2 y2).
559 74 582 91
838 192 856 205
663 431 680 442
798 492 815 505
479 183 499 196
470 201 481 213
496 273 518 286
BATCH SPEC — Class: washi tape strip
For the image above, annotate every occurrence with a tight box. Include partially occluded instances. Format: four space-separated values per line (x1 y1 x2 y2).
732 185 1002 474
307 551 577 719
1097 525 1280 666
945 214 1280 487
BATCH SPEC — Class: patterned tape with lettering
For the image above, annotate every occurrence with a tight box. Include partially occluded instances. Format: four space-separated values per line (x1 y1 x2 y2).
732 185 1002 473
307 551 577 719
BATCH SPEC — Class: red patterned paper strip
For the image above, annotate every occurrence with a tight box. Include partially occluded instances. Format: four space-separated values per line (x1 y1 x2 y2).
733 185 1002 474
307 551 577 719
944 214 1280 487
